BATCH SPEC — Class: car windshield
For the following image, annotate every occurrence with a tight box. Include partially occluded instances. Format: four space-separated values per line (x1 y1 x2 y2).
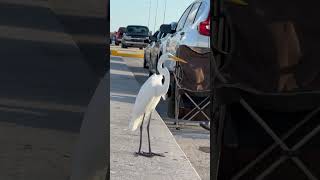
119 28 125 32
126 26 149 35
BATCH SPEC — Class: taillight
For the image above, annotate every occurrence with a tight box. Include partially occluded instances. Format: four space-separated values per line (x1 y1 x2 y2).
198 14 210 36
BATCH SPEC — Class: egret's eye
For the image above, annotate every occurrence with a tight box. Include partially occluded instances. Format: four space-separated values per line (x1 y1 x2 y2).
162 63 164 68
162 76 165 84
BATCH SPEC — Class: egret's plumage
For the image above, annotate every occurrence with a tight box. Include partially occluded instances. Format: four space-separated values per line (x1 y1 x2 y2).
128 53 186 157
129 74 164 131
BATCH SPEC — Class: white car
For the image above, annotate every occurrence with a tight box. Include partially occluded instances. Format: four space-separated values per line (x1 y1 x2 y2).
160 0 210 70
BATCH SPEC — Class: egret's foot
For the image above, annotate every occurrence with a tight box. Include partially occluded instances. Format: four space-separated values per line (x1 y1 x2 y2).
134 151 145 157
141 151 165 158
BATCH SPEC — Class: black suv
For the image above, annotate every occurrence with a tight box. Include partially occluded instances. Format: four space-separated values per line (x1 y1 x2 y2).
121 25 150 49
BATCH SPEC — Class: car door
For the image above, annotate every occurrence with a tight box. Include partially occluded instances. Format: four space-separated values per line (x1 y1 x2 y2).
166 3 194 55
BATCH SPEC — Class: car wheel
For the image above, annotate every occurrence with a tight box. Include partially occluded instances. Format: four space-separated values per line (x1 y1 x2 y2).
139 47 143 50
115 42 119 46
121 44 127 48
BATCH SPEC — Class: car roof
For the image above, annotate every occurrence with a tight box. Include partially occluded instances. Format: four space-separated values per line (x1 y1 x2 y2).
127 25 149 28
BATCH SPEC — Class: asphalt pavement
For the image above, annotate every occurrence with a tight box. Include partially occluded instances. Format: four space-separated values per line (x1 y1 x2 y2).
0 0 103 179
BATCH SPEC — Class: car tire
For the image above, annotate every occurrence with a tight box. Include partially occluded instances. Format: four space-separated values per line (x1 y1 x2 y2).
139 47 143 50
115 41 119 46
121 44 127 48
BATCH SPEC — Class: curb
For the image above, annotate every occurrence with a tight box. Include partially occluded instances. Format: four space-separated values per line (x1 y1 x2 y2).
110 49 144 59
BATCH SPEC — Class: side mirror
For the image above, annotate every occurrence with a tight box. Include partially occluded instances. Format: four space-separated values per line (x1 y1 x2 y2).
160 24 172 34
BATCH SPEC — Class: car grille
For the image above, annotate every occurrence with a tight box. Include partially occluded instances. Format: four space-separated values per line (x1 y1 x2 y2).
130 39 144 42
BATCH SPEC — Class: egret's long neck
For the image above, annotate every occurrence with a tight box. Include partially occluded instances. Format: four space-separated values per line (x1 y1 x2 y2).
157 56 170 94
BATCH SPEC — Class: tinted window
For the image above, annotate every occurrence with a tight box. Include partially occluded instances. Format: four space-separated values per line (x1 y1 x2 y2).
153 31 159 38
194 2 207 23
176 4 193 31
185 2 201 27
118 27 126 33
157 32 162 40
126 26 149 35
161 32 167 39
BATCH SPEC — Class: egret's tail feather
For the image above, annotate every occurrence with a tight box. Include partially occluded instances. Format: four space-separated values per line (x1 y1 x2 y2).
128 114 143 131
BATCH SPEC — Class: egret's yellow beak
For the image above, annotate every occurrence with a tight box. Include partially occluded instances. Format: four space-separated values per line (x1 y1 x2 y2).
168 54 187 63
228 0 248 5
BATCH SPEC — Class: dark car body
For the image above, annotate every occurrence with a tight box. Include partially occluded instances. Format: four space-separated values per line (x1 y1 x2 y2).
144 22 177 75
121 25 150 49
115 27 126 45
143 31 159 69
144 30 168 74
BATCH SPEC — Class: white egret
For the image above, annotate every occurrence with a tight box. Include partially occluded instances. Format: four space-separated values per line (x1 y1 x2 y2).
129 53 187 157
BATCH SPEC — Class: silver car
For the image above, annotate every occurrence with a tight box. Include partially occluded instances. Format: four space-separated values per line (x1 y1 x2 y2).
161 0 210 63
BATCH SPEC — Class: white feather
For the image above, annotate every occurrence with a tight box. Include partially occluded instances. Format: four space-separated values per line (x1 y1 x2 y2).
129 53 173 131
129 74 163 131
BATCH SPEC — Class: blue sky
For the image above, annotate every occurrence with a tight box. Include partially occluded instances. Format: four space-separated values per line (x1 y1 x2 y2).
110 0 194 33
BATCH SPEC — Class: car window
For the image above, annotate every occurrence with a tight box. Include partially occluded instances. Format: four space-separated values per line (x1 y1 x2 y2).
176 4 194 32
161 33 167 39
153 31 159 37
185 2 201 27
157 32 163 40
126 26 149 35
194 2 207 23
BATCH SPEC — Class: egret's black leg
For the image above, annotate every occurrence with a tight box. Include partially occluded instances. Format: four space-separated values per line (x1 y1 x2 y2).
135 114 145 156
141 112 165 158
147 114 151 153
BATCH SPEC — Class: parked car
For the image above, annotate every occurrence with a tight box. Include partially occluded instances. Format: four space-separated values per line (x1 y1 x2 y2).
163 0 210 54
160 0 210 118
115 27 126 45
158 22 178 72
121 25 150 49
144 22 177 75
143 31 159 69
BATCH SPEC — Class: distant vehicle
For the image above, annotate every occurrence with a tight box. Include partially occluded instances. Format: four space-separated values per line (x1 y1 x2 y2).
121 25 150 49
144 30 159 69
158 22 178 72
115 27 126 45
144 22 177 75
